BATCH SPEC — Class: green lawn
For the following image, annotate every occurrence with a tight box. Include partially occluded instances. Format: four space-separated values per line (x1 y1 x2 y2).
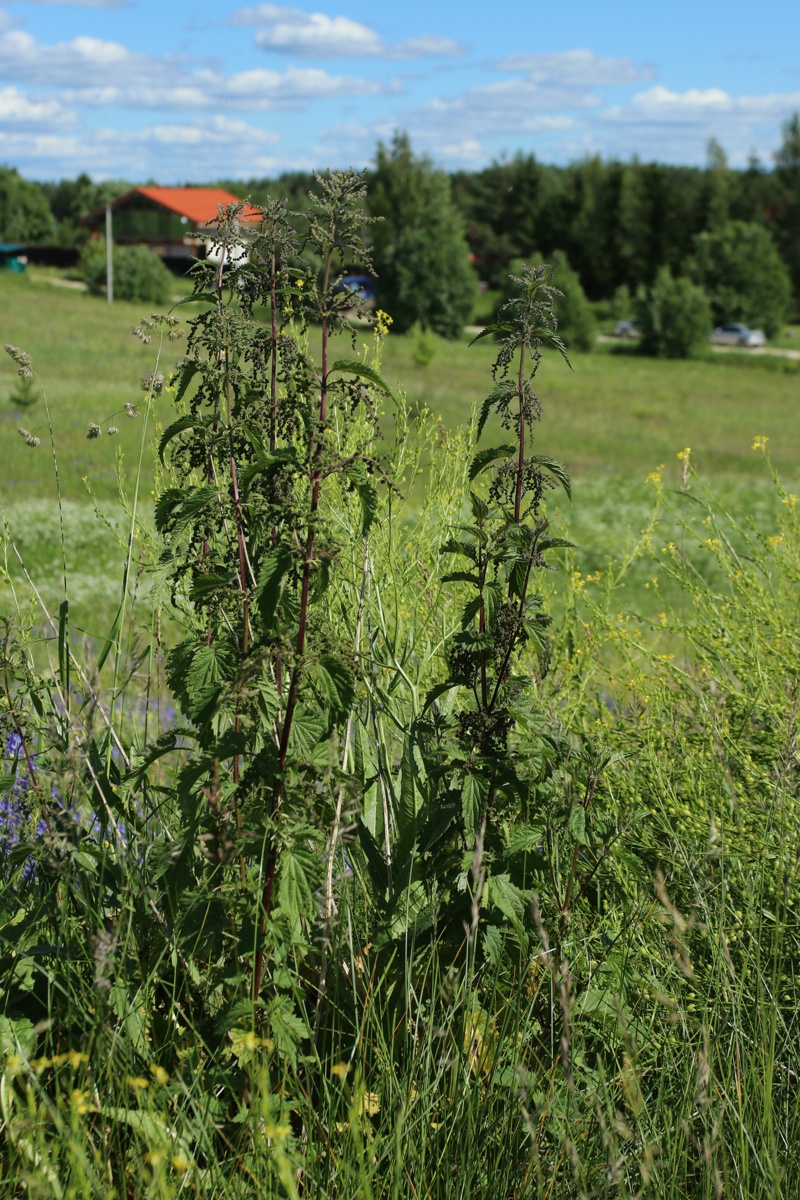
2 267 798 629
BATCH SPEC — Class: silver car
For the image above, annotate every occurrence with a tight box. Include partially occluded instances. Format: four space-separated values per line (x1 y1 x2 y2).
710 322 766 347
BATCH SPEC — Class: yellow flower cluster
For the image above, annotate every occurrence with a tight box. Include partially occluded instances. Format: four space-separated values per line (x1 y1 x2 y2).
375 309 393 338
752 435 769 452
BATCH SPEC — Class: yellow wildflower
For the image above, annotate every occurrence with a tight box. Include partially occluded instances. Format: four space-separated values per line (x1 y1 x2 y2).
752 435 769 452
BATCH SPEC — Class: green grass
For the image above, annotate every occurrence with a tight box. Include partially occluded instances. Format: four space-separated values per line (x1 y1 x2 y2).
4 267 800 1197
1 267 797 630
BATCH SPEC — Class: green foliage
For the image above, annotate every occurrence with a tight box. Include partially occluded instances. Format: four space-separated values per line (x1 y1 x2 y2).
0 166 55 242
691 218 792 337
369 133 476 337
5 187 800 1197
80 238 173 303
634 266 712 358
410 321 437 366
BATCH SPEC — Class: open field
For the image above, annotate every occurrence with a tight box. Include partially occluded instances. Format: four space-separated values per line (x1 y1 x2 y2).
4 260 800 1197
1 267 798 631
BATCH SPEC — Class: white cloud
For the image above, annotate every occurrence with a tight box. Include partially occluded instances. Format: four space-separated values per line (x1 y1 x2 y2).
495 49 655 87
597 85 800 163
0 30 170 88
0 84 76 127
0 116 289 180
0 27 390 112
606 84 800 123
232 4 465 59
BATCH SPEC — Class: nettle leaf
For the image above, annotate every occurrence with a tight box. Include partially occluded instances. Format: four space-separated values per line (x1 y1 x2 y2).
314 656 355 723
462 773 489 837
491 873 528 939
535 327 572 366
568 805 590 845
190 571 237 604
504 823 546 856
158 415 210 465
441 570 480 586
460 596 482 630
154 488 185 534
240 446 299 495
469 444 515 482
397 732 419 848
346 460 378 536
328 358 395 399
468 322 514 346
167 636 237 722
477 380 515 441
422 678 469 713
441 537 478 563
277 845 316 925
172 359 201 404
529 455 572 501
256 546 293 629
170 484 223 535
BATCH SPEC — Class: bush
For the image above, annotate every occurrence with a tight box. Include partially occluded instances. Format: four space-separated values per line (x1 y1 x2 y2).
80 238 173 304
410 322 437 367
496 251 596 352
691 219 792 338
634 267 712 358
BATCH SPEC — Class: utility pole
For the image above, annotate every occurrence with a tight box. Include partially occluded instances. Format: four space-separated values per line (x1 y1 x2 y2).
105 202 114 304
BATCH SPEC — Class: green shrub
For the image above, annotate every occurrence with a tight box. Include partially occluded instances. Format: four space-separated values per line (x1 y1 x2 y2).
634 266 712 358
691 219 792 338
410 321 437 366
80 237 173 304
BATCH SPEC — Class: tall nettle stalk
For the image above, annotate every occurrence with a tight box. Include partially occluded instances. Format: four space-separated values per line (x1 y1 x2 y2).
153 172 391 1014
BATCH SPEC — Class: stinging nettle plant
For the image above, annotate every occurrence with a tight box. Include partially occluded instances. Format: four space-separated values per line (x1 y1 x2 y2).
149 171 394 1021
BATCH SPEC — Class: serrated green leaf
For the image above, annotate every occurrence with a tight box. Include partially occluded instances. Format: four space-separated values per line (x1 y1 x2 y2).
528 454 572 501
441 570 480 586
190 571 237 604
469 444 515 482
154 487 185 534
315 655 355 723
170 484 222 535
491 873 528 939
277 848 315 924
421 678 469 713
476 381 516 440
172 359 201 404
346 460 379 536
256 546 293 628
468 322 514 345
440 537 478 562
569 805 589 845
462 773 488 837
158 415 208 465
240 446 299 495
328 358 395 399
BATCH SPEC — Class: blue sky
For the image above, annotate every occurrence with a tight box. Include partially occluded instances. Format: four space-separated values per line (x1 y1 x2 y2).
1 0 799 181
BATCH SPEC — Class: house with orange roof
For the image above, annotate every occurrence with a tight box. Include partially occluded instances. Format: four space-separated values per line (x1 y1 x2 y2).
80 186 261 268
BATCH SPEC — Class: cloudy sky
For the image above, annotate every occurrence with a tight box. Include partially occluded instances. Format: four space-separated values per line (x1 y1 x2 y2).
1 0 799 181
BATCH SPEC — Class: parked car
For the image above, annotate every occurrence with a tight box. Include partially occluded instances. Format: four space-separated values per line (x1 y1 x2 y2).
614 319 642 338
710 322 766 347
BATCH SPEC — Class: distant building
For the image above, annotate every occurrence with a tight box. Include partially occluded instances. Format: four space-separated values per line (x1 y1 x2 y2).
80 187 261 268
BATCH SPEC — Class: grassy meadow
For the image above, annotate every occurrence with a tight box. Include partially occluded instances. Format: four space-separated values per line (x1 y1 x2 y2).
3 263 800 1197
1 266 797 632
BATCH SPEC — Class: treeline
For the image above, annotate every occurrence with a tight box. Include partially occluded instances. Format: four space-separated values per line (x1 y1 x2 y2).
2 113 799 308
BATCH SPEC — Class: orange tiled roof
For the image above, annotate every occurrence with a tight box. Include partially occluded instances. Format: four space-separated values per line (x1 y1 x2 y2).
135 187 261 225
